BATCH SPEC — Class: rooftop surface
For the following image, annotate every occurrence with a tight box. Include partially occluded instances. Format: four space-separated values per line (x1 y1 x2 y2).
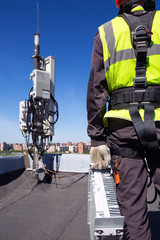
0 170 160 240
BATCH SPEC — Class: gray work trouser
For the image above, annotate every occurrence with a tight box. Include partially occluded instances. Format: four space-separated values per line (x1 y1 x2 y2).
108 119 160 240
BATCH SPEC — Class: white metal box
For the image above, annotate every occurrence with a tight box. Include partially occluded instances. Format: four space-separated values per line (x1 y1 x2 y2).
30 69 50 99
88 169 124 240
45 56 55 99
44 56 56 136
19 101 28 131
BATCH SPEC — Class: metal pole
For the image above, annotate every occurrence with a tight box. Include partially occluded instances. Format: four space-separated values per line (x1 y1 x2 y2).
37 0 39 34
33 0 41 177
33 33 40 173
34 33 40 69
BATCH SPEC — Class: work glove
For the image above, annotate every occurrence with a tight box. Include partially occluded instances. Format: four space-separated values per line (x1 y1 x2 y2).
90 145 110 170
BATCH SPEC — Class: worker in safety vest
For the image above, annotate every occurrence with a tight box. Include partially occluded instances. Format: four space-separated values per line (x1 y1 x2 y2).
87 0 160 239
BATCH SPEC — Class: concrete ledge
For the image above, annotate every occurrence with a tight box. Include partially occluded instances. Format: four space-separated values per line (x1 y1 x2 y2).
0 155 25 175
0 155 26 186
59 154 90 173
28 154 90 173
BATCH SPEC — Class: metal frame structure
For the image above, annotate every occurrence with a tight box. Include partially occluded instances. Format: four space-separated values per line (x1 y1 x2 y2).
88 169 124 240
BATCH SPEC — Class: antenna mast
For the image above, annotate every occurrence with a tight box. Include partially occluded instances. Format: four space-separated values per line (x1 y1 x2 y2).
19 0 59 181
37 0 39 34
34 0 40 69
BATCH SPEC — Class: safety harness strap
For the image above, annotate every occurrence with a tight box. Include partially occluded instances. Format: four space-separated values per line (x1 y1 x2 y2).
129 104 159 149
144 105 159 149
120 10 156 88
109 86 160 110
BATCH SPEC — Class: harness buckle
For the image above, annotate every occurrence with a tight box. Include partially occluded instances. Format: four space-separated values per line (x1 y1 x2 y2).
132 25 151 49
134 76 147 88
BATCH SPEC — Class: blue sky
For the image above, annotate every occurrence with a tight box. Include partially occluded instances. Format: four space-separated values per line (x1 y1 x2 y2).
0 0 160 144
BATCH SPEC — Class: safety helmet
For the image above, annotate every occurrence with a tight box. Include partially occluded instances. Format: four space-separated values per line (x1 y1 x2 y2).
116 0 155 12
116 0 129 8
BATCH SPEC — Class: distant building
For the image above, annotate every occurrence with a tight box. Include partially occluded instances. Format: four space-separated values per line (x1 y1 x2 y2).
8 144 13 151
56 145 69 153
0 141 91 154
69 145 78 153
66 141 72 146
1 142 8 151
85 142 91 152
47 144 56 153
78 142 84 154
13 144 23 151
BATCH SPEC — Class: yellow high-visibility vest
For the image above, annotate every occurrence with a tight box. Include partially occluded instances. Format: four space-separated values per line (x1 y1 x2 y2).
99 6 160 127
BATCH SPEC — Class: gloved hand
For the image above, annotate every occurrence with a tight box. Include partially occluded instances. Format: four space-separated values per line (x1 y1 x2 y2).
90 145 110 170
